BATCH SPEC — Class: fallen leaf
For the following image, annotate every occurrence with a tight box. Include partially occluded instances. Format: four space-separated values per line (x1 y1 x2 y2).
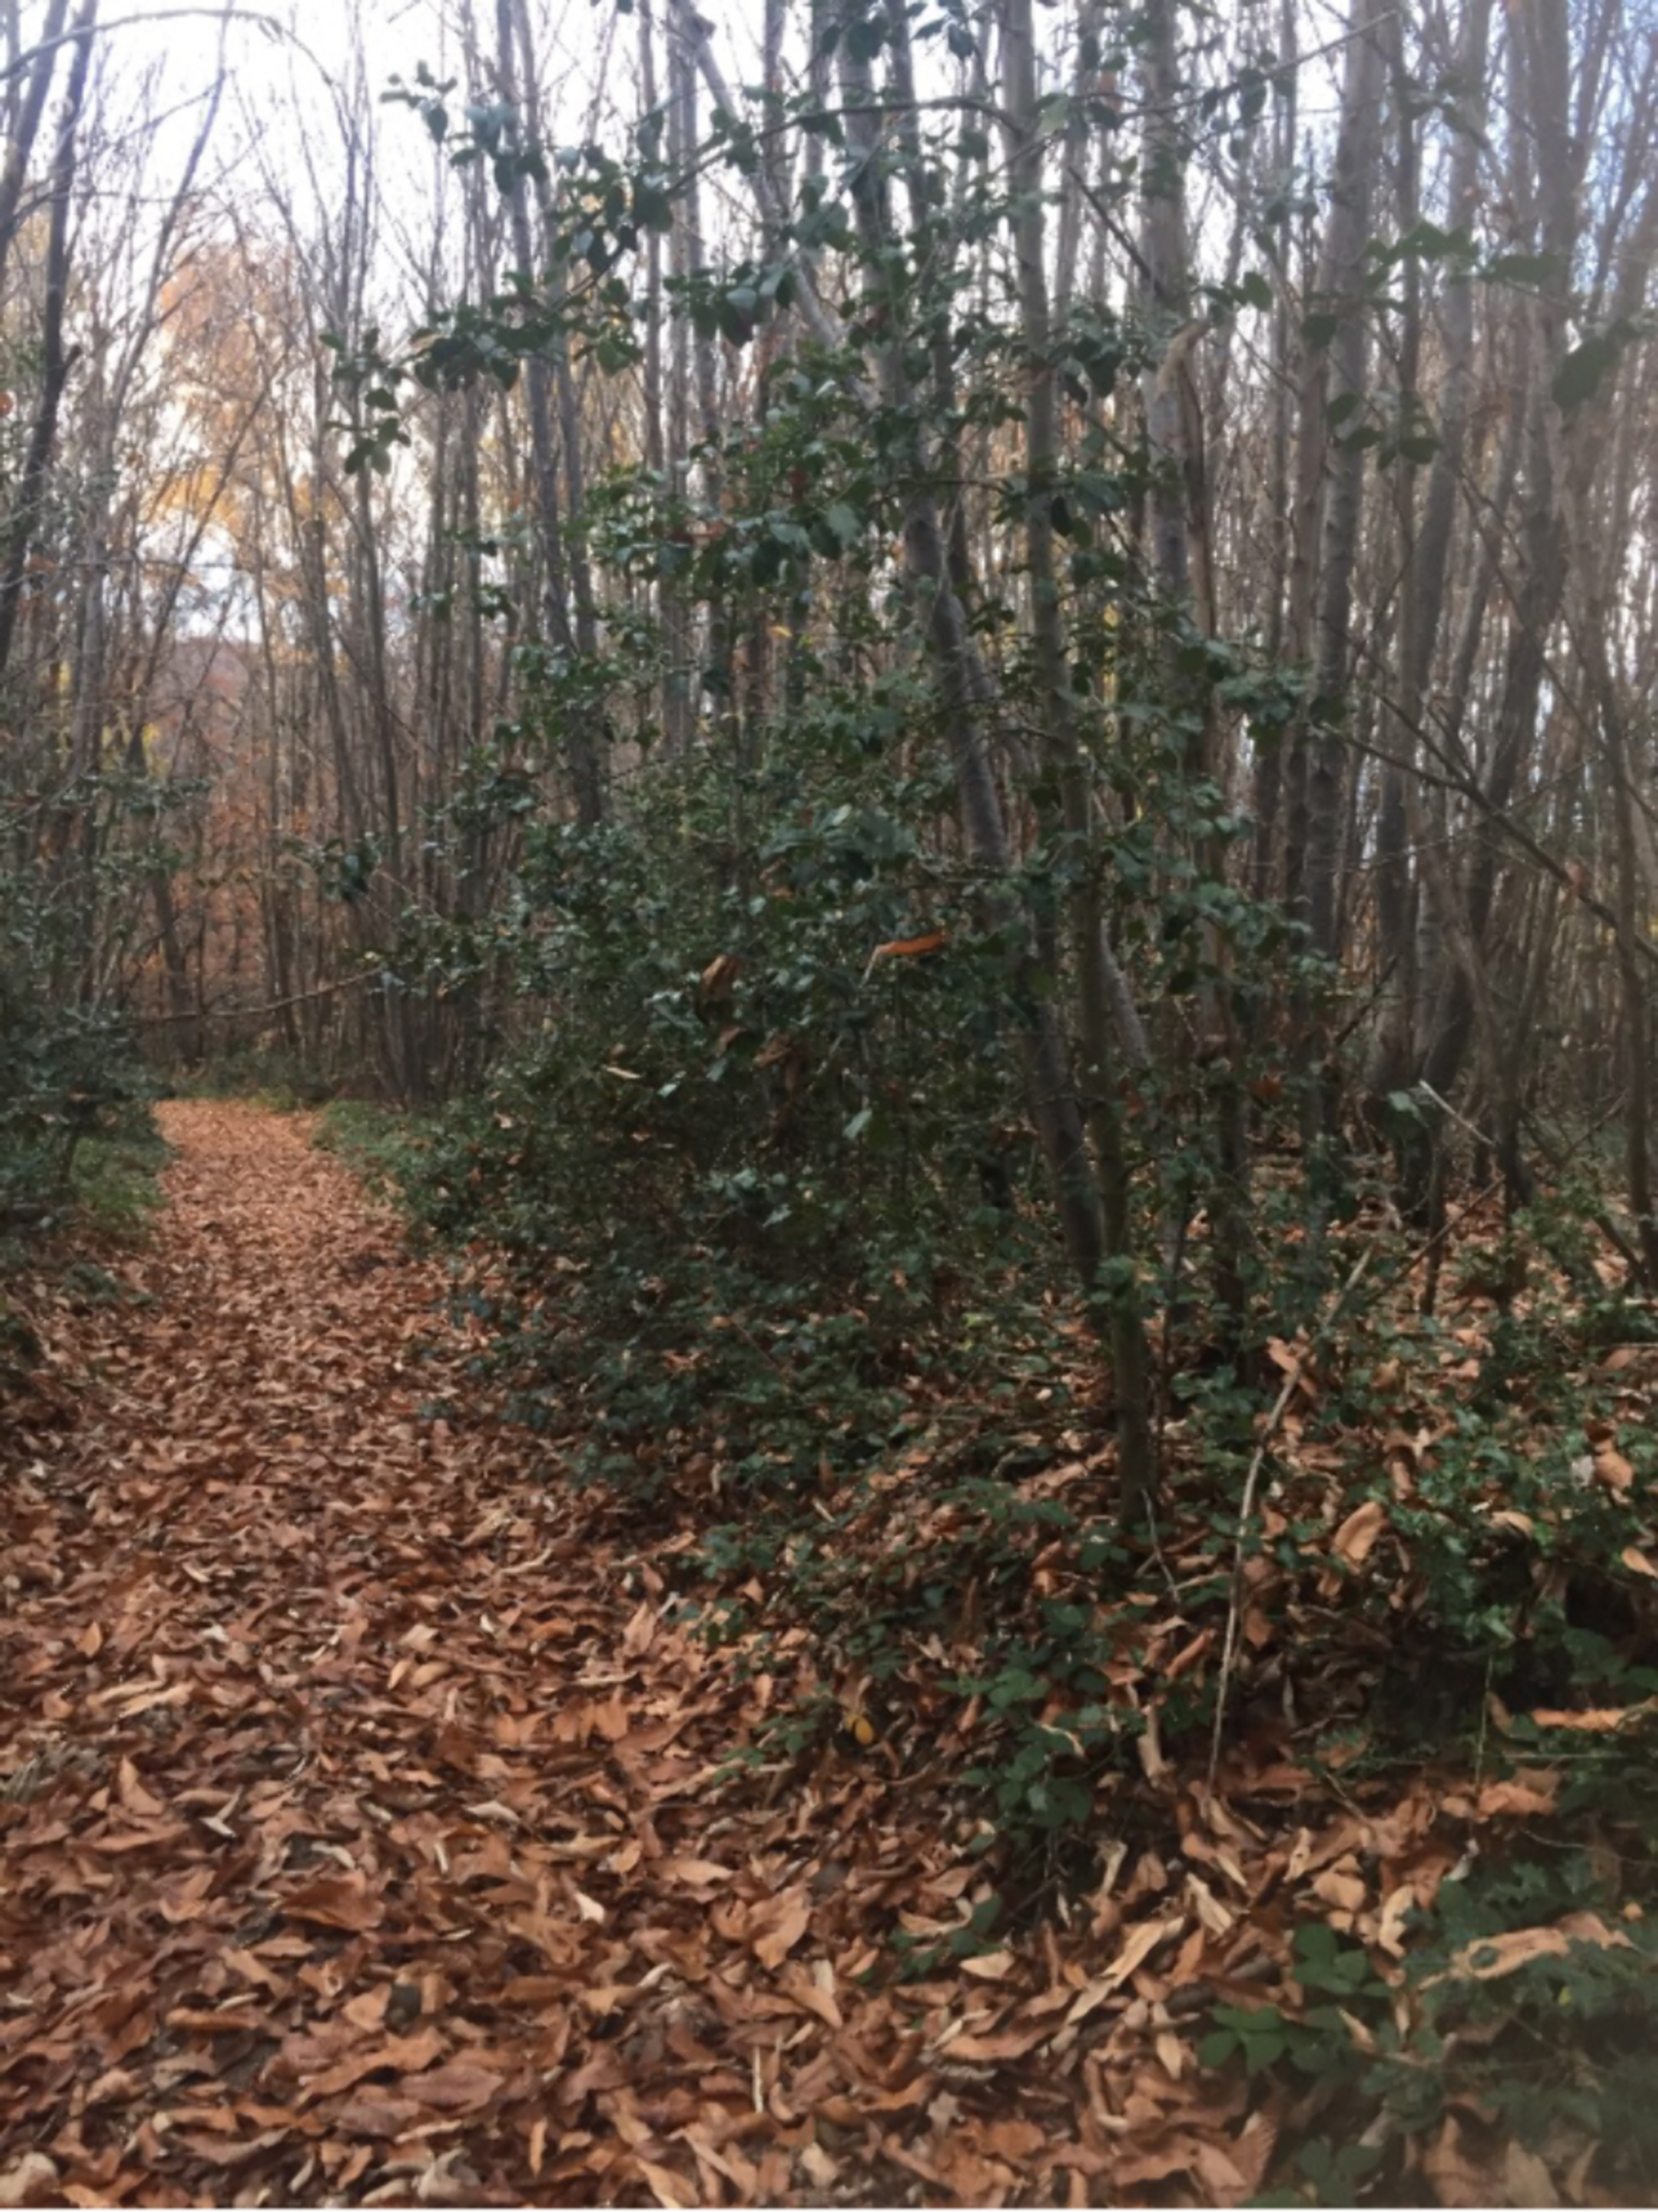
1432 1914 1634 1985
1476 1775 1559 1818
1066 1915 1181 2021
752 1888 811 1970
1529 1701 1657 1733
959 1949 1017 1981
0 2155 59 2208
282 1873 383 1931
660 1855 731 1888
1333 1498 1387 1567
867 930 946 967
636 2159 697 2209
302 2027 447 2101
1594 1446 1635 1497
400 2058 503 2112
942 2024 1051 2063
116 1757 164 1817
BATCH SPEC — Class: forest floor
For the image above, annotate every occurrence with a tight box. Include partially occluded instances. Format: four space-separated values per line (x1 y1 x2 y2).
0 1101 1652 2210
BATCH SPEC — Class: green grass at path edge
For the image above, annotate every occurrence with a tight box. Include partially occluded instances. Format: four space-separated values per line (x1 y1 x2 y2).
311 1096 434 1198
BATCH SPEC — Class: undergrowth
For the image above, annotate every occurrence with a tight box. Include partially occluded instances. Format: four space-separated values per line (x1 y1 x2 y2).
313 1098 426 1197
274 767 1658 2201
170 1047 338 1109
312 1077 1658 2200
0 1107 168 1397
65 1118 170 1246
0 1106 167 1265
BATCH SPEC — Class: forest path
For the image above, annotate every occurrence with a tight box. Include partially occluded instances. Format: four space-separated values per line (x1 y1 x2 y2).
4 1101 1182 2209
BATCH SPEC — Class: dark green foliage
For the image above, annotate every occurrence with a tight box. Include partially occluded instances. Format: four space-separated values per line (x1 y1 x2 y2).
399 726 1051 1317
0 875 151 1239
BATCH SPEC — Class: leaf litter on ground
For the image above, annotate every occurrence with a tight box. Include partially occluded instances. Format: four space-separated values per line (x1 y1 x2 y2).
2 1103 1655 2208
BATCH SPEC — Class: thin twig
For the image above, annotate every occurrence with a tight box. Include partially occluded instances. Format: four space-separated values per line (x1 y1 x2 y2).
129 971 378 1027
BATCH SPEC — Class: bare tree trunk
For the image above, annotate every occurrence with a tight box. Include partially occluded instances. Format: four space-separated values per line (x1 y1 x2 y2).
509 0 602 671
0 0 68 294
1370 0 1492 1147
1249 0 1296 898
1301 0 1386 969
1008 0 1156 1518
494 0 604 823
638 0 665 482
0 0 89 686
1419 0 1579 1140
660 13 695 753
1137 0 1249 1348
1053 0 1103 326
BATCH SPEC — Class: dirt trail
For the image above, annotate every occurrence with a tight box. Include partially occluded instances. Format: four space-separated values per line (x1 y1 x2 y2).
0 1103 1269 2209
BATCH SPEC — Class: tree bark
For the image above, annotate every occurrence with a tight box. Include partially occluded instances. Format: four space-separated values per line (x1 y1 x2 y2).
1008 0 1156 1517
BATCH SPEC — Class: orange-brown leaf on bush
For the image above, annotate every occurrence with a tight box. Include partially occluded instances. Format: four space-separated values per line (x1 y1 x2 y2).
868 930 946 966
1594 1445 1635 1496
699 954 741 1000
1430 1913 1634 1988
1528 1699 1657 1733
1475 1774 1560 1818
1333 1498 1387 1567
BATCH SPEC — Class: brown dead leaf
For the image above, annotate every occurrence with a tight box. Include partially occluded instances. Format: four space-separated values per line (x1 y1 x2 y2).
1333 1498 1387 1567
780 1962 842 2028
1310 1862 1366 1914
751 1888 811 1970
1594 1445 1635 1497
89 1822 191 1853
867 930 947 967
1528 1700 1657 1733
943 2024 1051 2064
660 1855 730 1888
116 1757 164 1818
1137 1704 1169 1782
1503 2144 1561 2207
302 2027 447 2101
1066 1915 1181 2021
1424 2114 1504 2207
282 1873 383 1931
343 1984 392 2032
0 2155 59 2208
1476 1775 1560 1818
400 2058 503 2113
960 1948 1017 1981
1432 1914 1634 1985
